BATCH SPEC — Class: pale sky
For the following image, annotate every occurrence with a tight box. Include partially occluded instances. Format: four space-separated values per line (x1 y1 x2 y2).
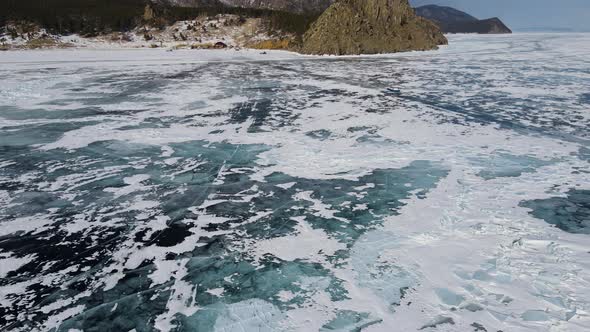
410 0 590 31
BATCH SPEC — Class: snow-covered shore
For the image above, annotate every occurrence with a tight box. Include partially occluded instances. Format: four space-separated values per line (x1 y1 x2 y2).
0 48 303 67
0 14 293 52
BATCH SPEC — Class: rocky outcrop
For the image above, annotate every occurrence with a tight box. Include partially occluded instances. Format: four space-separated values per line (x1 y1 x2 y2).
415 5 511 34
301 0 447 55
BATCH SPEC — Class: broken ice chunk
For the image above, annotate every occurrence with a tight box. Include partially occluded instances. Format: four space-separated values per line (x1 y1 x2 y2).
435 288 465 306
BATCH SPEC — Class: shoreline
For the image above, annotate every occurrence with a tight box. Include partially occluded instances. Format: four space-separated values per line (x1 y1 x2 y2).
0 46 454 69
2 33 589 68
2 31 588 51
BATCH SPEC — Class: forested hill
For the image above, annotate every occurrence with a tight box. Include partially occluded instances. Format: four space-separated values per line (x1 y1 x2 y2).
1 0 146 32
0 0 320 36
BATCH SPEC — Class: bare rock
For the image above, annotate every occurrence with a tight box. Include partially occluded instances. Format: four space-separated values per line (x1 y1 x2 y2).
301 0 447 55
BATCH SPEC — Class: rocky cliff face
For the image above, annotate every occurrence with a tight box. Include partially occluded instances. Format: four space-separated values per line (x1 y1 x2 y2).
415 5 512 34
301 0 447 55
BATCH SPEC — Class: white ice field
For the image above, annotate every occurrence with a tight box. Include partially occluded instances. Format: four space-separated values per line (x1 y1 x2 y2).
0 33 589 332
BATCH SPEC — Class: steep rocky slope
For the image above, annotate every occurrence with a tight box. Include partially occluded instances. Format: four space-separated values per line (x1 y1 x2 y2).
415 5 511 34
302 0 447 55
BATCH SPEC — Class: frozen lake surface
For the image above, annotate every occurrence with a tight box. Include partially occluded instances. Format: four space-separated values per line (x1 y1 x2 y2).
1 33 589 331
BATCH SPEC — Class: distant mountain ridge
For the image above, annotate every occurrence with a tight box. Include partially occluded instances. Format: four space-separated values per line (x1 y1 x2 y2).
154 0 334 14
415 5 511 34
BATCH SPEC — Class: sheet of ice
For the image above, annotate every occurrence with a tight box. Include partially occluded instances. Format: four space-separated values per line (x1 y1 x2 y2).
0 33 589 332
249 216 347 264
